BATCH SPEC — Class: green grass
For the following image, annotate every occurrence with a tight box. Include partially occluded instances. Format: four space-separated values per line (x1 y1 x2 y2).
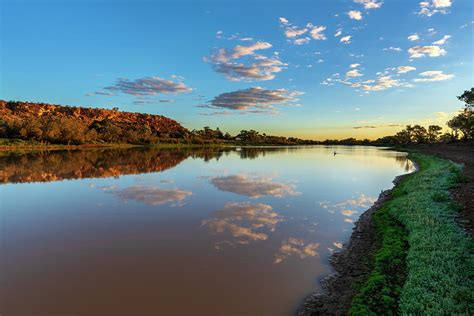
350 153 474 315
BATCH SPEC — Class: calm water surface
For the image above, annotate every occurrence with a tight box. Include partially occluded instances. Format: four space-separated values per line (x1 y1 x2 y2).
0 146 413 316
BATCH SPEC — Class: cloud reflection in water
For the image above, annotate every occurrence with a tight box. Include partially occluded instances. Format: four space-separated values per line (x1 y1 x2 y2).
210 174 300 198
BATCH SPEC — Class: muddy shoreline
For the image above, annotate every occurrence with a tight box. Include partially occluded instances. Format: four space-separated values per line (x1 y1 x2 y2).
297 160 419 315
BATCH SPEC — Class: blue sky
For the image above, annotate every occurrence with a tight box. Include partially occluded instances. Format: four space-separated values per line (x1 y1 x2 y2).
1 0 473 139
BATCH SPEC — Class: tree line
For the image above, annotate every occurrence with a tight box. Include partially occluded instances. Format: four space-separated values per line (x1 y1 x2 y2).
1 88 472 146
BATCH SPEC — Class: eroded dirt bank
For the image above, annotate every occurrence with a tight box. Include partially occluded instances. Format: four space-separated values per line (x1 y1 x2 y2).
297 169 415 315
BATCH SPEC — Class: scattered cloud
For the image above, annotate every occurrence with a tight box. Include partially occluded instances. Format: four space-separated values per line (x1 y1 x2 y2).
204 87 302 114
418 0 452 16
432 35 451 45
202 202 282 246
408 33 420 41
310 26 327 40
360 75 401 91
274 237 320 264
340 35 352 44
383 47 402 52
347 69 363 77
408 45 446 58
207 41 286 81
216 30 253 41
210 174 300 198
354 0 383 9
334 29 342 37
397 66 417 74
348 10 363 20
413 70 454 82
278 17 327 44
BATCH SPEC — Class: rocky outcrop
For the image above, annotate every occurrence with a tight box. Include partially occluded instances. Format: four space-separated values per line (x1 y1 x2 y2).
0 100 188 137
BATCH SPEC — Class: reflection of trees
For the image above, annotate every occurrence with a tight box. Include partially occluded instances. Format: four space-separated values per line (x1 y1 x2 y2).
0 146 284 184
394 154 414 172
0 147 190 184
238 146 298 159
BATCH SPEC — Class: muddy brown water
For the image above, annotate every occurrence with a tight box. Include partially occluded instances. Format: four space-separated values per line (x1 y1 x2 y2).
0 146 413 315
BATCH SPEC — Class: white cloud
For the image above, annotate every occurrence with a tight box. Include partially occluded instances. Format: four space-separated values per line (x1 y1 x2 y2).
212 41 273 63
433 0 451 8
340 35 352 43
293 37 311 45
348 10 363 20
361 75 401 91
347 69 363 77
408 33 420 41
413 70 454 82
279 17 289 24
278 18 327 44
334 29 342 37
354 0 383 9
350 63 360 68
397 66 416 74
418 0 452 16
210 174 300 197
432 35 451 45
408 45 446 58
310 26 327 40
207 42 286 81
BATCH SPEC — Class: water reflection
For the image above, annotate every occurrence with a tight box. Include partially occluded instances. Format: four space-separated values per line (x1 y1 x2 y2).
202 202 282 246
210 174 300 198
274 237 320 264
0 146 297 184
107 185 192 206
0 145 414 316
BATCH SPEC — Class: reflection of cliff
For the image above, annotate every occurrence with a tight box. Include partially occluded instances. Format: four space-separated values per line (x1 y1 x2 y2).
0 148 189 184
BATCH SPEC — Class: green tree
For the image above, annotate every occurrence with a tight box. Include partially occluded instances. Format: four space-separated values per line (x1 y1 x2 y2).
457 88 474 109
427 125 442 143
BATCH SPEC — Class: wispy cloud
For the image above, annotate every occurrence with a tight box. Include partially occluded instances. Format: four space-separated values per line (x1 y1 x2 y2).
206 42 286 81
397 66 416 74
383 47 402 52
408 45 446 58
340 35 352 44
418 0 452 17
432 35 451 45
408 33 420 41
353 124 401 129
93 76 192 96
413 70 454 82
278 17 327 44
354 0 383 9
346 69 363 77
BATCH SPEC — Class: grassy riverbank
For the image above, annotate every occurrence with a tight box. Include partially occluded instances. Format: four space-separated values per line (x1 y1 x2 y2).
350 153 473 314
